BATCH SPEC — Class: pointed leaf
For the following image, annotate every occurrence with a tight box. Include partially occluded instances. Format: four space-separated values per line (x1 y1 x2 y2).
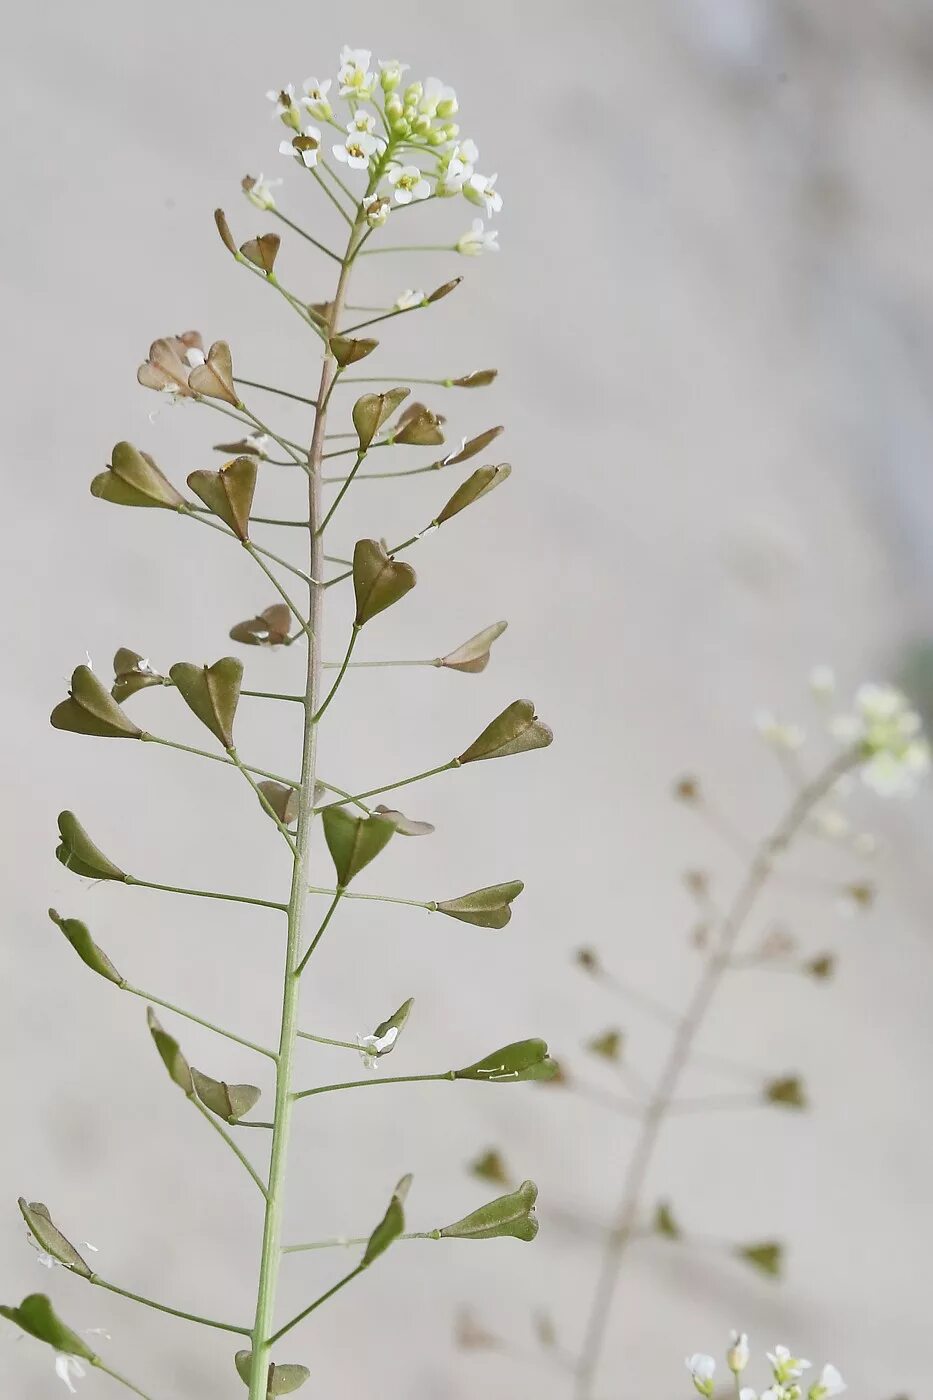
56 811 126 882
112 649 165 701
453 368 497 388
443 426 504 466
188 340 238 404
352 388 410 450
235 1352 310 1394
192 1068 261 1123
170 657 243 747
439 1180 538 1241
653 1200 681 1239
321 806 394 887
91 441 186 510
187 457 257 540
0 1295 97 1361
470 1148 509 1186
330 335 378 367
362 1174 411 1266
436 880 524 929
258 781 300 826
764 1075 807 1110
458 699 553 764
147 1008 194 1094
230 604 292 647
434 464 511 526
440 621 508 674
454 1039 558 1084
352 539 417 627
51 665 142 740
48 909 124 986
240 233 281 273
18 1201 93 1277
586 1028 623 1062
372 805 434 837
394 406 444 446
736 1240 783 1278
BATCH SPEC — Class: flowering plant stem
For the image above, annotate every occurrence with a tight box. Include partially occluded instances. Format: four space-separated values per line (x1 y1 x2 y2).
573 749 856 1400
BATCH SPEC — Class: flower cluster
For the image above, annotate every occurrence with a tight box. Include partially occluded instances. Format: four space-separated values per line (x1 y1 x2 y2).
264 45 500 251
687 1334 845 1400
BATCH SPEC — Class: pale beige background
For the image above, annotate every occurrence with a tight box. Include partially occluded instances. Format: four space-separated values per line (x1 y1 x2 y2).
3 2 933 1398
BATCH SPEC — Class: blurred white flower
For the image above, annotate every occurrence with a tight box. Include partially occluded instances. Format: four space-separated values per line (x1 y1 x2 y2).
55 1355 86 1393
379 58 409 91
394 290 425 310
457 218 499 256
830 683 930 796
686 1354 716 1396
242 173 282 211
768 1346 811 1384
809 807 849 840
387 164 431 204
362 193 390 227
338 46 376 98
301 76 333 121
356 1026 399 1070
728 1331 751 1374
809 1363 846 1398
333 131 383 170
809 665 836 700
755 710 805 752
420 76 458 118
464 171 502 215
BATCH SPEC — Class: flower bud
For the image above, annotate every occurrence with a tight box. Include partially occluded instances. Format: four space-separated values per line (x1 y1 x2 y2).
727 1331 750 1374
685 1354 716 1398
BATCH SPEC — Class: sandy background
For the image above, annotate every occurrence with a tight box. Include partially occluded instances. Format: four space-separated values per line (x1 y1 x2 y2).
3 2 933 1397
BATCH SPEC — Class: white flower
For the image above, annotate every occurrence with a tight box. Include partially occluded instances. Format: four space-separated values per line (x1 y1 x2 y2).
243 433 270 457
768 1346 811 1384
55 1355 86 1394
301 76 333 121
242 173 282 211
394 289 425 310
356 1026 399 1070
755 710 805 752
266 85 298 120
740 1390 758 1400
333 130 383 170
347 110 376 134
362 193 390 227
387 164 431 204
464 171 502 215
420 76 458 118
279 127 322 169
809 807 849 839
728 1331 750 1374
338 46 375 98
809 1364 846 1399
457 218 499 256
810 665 836 700
830 683 930 796
685 1354 716 1397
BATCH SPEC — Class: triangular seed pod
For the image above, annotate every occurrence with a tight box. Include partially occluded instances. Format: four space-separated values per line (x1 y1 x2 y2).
137 333 203 396
55 811 126 882
352 387 410 450
258 781 300 826
735 1240 783 1278
454 1039 558 1084
147 1008 194 1094
362 1174 411 1266
586 1028 623 1062
438 1180 538 1242
17 1201 93 1276
371 805 434 836
0 1295 98 1363
170 657 243 748
436 881 524 929
452 368 497 388
653 1200 681 1239
439 621 508 674
470 1148 509 1185
239 233 281 274
352 539 417 627
188 340 238 404
321 807 395 887
442 426 504 466
187 457 258 540
112 649 165 701
91 441 187 510
371 996 414 1045
48 909 124 985
434 464 511 527
191 1069 261 1123
234 1352 310 1394
330 335 378 367
394 406 444 447
51 665 142 740
458 699 553 763
229 604 292 647
764 1075 807 1110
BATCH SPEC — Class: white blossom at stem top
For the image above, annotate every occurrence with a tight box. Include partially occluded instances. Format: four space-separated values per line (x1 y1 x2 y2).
338 45 376 98
465 171 503 214
301 76 333 121
379 58 409 92
727 1331 751 1374
767 1346 811 1385
830 683 930 796
333 130 385 170
419 76 459 118
457 218 499 256
387 164 431 204
809 1364 846 1398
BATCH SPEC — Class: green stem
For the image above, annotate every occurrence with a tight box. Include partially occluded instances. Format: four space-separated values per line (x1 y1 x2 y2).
243 542 313 636
321 158 359 209
295 891 344 976
295 1030 359 1050
125 875 286 914
294 1071 454 1102
234 376 318 408
122 983 277 1061
317 451 367 529
283 1231 434 1254
312 166 354 225
268 1264 365 1346
270 207 341 262
89 1275 250 1336
242 689 305 703
230 747 298 853
340 303 422 334
140 732 297 789
359 245 455 255
307 885 434 912
311 627 360 722
191 1097 269 1196
93 1361 157 1400
314 760 458 811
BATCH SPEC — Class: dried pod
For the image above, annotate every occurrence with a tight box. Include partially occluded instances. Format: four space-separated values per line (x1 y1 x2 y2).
586 1028 623 1062
234 1352 310 1394
653 1200 681 1239
426 277 462 303
438 1180 538 1242
51 665 142 740
48 909 124 986
458 700 553 764
442 426 504 466
372 804 434 836
434 464 511 526
191 1068 261 1123
575 946 602 975
230 604 292 647
0 1295 97 1363
321 807 395 887
470 1148 509 1185
258 781 299 826
330 335 378 367
188 340 238 404
764 1075 807 1110
439 621 508 674
136 332 203 396
454 1039 557 1083
214 208 238 256
362 1174 411 1266
147 1008 194 1094
170 657 243 748
112 649 165 701
213 435 270 459
452 368 497 388
55 811 126 882
352 387 410 450
18 1201 93 1277
91 441 187 510
187 457 258 540
735 1240 783 1278
352 539 417 627
806 953 835 980
239 233 281 274
436 880 524 929
394 405 445 447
